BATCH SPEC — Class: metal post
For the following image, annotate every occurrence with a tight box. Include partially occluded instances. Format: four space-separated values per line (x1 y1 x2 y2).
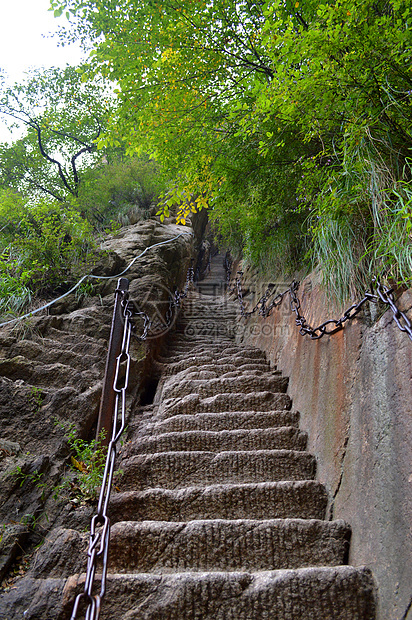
96 277 129 446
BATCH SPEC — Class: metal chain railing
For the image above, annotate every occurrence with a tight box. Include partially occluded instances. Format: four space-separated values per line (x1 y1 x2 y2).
71 282 133 620
0 231 193 330
71 260 195 619
132 261 194 340
224 252 412 342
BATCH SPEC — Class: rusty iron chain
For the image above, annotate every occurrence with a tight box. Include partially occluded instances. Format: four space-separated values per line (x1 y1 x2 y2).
131 262 194 340
225 253 288 319
375 280 412 341
225 256 412 342
288 280 380 339
71 291 132 620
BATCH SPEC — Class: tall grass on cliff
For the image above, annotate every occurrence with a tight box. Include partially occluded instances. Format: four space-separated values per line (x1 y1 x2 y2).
305 139 412 300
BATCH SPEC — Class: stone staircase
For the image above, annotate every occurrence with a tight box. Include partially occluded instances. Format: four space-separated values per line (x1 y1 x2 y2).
0 252 377 618
68 255 376 618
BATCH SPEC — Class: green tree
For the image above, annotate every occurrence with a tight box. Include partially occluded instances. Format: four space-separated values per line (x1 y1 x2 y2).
74 154 167 225
0 65 114 203
50 1 277 215
51 0 412 296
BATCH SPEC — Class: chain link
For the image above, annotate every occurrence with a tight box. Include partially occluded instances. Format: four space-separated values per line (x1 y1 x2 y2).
375 280 412 341
133 262 194 340
226 262 412 343
71 292 132 620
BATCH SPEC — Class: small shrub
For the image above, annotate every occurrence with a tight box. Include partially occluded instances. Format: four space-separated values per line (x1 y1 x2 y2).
53 423 109 502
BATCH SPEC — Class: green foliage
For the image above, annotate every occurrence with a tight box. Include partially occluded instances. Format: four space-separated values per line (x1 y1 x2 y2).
74 155 166 226
30 386 44 411
0 189 95 317
35 0 412 297
0 65 114 202
53 423 108 502
10 467 47 500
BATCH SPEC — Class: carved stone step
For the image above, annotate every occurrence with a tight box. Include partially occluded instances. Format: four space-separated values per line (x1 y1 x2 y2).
162 375 288 399
165 368 280 385
160 345 268 362
119 450 316 490
164 361 272 376
174 318 237 325
130 427 307 454
159 391 292 418
108 518 351 573
162 358 271 375
60 566 377 620
109 480 328 522
149 410 299 433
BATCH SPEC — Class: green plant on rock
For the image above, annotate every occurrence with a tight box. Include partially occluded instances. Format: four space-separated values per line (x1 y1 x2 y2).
9 467 48 500
29 386 44 412
53 423 109 502
19 511 48 533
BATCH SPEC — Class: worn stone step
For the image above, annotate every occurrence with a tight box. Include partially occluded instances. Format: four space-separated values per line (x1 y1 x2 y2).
168 360 271 375
119 450 316 490
59 566 377 620
131 427 307 454
174 323 237 333
162 358 271 376
160 350 242 363
167 340 239 350
161 346 266 363
149 410 299 433
109 480 328 522
174 321 236 331
164 368 281 385
174 331 236 342
109 518 351 573
161 345 265 356
162 375 288 399
170 334 235 345
178 311 238 318
160 345 267 362
175 319 237 328
159 391 292 418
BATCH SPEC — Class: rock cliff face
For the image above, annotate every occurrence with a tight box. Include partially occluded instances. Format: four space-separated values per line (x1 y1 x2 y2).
234 267 412 620
0 219 192 613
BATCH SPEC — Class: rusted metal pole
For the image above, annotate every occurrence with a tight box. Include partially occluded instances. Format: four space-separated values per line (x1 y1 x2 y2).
96 277 129 446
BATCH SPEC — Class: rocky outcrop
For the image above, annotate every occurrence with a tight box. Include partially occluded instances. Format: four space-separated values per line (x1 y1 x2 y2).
234 267 412 620
0 219 192 607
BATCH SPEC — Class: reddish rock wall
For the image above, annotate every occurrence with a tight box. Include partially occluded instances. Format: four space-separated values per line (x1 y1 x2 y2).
236 270 412 620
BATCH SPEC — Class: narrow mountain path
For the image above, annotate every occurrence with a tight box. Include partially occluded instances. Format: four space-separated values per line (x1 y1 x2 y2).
7 251 376 619
83 253 376 618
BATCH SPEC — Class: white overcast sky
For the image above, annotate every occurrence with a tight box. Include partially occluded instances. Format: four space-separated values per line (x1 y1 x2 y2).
0 0 84 142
